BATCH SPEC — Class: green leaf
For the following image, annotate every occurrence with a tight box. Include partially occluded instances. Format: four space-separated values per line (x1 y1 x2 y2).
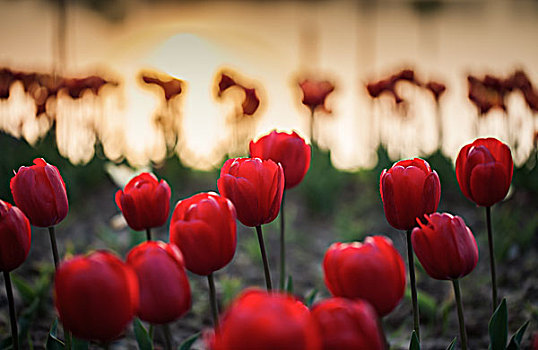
133 318 153 350
10 274 35 304
304 289 318 308
178 332 201 350
488 299 508 350
71 337 89 350
285 276 293 294
409 331 420 350
46 319 65 350
507 320 530 350
446 338 457 350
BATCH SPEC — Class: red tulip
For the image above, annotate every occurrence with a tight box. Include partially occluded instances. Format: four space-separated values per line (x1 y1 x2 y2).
115 172 171 231
311 298 384 350
169 192 236 276
412 213 478 280
217 158 284 227
455 138 513 207
54 251 139 342
0 200 31 272
211 289 321 350
299 79 335 112
323 236 406 317
249 131 311 189
127 241 191 324
10 158 68 227
380 158 441 230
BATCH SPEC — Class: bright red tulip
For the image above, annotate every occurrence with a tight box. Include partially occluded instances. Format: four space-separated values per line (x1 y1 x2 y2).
115 172 171 231
127 241 191 324
311 298 384 350
0 200 31 272
412 213 478 280
169 192 236 276
10 158 68 227
211 289 321 350
323 236 406 317
54 251 139 342
299 79 335 113
217 158 284 227
380 158 441 230
249 131 311 189
455 138 513 207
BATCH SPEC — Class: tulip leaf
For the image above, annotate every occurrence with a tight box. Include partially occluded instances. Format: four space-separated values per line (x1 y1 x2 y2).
10 274 36 304
488 299 508 350
409 331 420 350
506 320 529 350
72 337 89 350
305 289 318 308
285 276 294 294
133 318 154 350
46 319 65 350
445 338 457 350
178 332 201 350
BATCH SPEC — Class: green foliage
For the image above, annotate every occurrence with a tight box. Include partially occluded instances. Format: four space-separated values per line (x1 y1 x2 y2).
220 276 243 309
304 289 318 308
445 338 457 350
285 276 293 294
489 299 508 350
409 331 420 350
178 332 201 350
404 287 438 322
133 318 154 350
46 319 64 350
506 321 529 350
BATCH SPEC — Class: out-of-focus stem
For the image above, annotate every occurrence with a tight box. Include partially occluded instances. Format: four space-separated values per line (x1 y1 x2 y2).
4 271 19 350
146 228 152 241
48 226 60 270
406 229 420 341
452 279 468 350
255 225 272 290
486 206 498 311
279 192 286 291
207 273 220 330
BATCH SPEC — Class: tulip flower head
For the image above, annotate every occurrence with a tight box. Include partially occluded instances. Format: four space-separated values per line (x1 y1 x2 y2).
127 241 191 324
311 298 385 350
380 158 441 230
323 236 406 317
0 200 31 272
170 192 237 276
456 138 513 207
412 213 478 280
115 172 171 231
54 251 139 342
299 79 335 113
211 289 321 350
217 158 284 227
249 130 311 189
10 158 68 227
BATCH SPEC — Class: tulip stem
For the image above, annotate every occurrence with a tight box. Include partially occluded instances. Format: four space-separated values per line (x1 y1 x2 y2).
207 273 220 330
162 323 172 350
48 226 60 270
255 225 273 291
3 272 19 350
406 229 420 341
279 191 286 291
485 206 498 311
452 279 468 350
310 107 316 145
146 228 152 241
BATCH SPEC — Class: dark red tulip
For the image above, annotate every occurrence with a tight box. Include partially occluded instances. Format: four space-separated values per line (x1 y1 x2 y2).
211 289 321 350
455 138 513 207
217 158 284 227
169 192 236 276
115 172 171 231
299 79 335 112
54 251 139 342
412 213 478 280
10 158 68 227
311 298 384 350
380 158 441 230
0 200 31 272
323 236 406 317
249 130 311 189
127 241 191 324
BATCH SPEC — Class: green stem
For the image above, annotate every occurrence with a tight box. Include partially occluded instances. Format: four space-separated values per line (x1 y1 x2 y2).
148 324 154 340
255 225 272 291
452 279 468 350
146 228 152 241
310 107 316 145
48 226 60 270
207 273 220 330
406 229 420 341
486 206 498 312
163 323 172 350
279 191 286 291
4 272 19 350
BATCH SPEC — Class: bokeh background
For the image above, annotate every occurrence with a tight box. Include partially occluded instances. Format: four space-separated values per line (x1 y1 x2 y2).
0 0 537 349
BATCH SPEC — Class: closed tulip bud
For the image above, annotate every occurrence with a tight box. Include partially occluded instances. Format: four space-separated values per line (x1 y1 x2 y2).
217 158 284 227
412 213 478 280
323 236 406 317
456 138 513 207
0 200 31 272
10 158 68 227
115 173 171 231
170 192 236 276
380 158 441 230
211 289 321 350
249 131 311 189
54 251 139 342
299 79 335 113
127 241 191 324
311 298 384 350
